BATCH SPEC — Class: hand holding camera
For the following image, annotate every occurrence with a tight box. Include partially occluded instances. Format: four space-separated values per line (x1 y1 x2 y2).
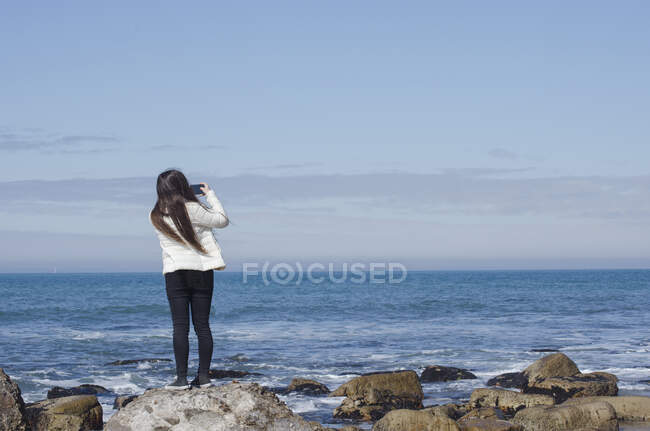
191 183 211 196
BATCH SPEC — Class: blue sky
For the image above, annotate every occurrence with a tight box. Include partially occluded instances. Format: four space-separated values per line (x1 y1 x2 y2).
1 1 650 271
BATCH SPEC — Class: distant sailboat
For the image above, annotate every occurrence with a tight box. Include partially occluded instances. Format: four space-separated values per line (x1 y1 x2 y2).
52 267 57 274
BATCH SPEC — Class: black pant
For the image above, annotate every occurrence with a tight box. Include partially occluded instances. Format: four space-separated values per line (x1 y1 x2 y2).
164 269 214 379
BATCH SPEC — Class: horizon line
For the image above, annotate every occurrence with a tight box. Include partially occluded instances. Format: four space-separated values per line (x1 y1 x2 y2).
2 267 650 275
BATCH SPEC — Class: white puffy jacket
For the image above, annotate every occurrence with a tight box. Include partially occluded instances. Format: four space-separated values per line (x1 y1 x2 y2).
149 189 229 274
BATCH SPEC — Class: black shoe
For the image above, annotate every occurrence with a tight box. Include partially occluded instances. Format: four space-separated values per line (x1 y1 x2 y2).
165 376 190 390
190 375 212 388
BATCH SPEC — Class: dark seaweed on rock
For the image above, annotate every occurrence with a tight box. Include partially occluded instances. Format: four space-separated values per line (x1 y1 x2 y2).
207 369 262 379
420 365 477 382
47 384 111 399
282 378 330 395
487 372 527 389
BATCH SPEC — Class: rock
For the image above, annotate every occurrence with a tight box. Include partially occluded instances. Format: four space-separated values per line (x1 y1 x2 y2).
333 398 386 422
372 408 461 431
512 401 618 431
228 353 249 362
563 396 650 422
24 395 103 431
311 426 361 431
113 395 138 410
307 422 334 430
523 353 580 383
519 353 619 403
105 381 319 431
486 372 527 390
421 365 478 382
330 370 424 421
459 418 523 431
426 403 470 420
207 369 262 379
285 378 330 395
458 407 506 423
47 384 111 399
310 426 361 431
104 358 171 366
523 372 618 403
469 388 554 416
0 368 28 431
591 371 619 382
458 408 523 430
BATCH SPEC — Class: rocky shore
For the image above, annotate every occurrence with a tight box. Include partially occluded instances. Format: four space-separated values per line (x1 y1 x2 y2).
1 353 649 430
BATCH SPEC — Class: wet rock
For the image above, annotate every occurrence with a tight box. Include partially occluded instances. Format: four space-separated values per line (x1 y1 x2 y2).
113 395 138 410
228 353 249 362
105 381 317 431
459 418 523 431
330 370 424 421
420 365 478 382
207 369 262 379
512 400 618 431
486 372 527 390
469 388 554 416
25 395 103 431
371 408 461 431
458 407 506 423
104 358 171 366
333 398 383 422
284 378 330 395
0 368 28 431
523 372 618 403
458 408 523 430
563 395 650 422
426 403 470 420
523 353 580 383
47 384 111 399
310 426 362 431
306 421 336 430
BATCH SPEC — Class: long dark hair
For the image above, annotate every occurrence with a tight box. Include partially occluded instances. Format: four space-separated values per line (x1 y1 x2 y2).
150 169 208 254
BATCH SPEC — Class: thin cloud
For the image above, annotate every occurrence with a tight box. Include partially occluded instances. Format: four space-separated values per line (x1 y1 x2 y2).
0 129 121 153
438 167 532 177
1 171 650 221
488 148 519 160
245 162 324 171
148 144 227 151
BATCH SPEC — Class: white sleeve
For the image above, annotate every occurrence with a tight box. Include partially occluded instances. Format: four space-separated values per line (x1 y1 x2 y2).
188 190 229 228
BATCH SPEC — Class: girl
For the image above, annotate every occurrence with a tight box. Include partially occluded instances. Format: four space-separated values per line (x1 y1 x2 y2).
149 169 229 389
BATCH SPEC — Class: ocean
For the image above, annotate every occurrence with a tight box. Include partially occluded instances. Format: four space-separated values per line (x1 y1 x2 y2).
1 270 649 428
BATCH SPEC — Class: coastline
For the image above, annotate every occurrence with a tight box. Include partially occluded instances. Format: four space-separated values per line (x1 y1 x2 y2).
3 352 650 430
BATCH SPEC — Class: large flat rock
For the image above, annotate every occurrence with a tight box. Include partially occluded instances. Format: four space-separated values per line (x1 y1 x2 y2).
512 401 618 431
105 382 318 431
563 396 650 422
371 408 461 431
469 388 554 416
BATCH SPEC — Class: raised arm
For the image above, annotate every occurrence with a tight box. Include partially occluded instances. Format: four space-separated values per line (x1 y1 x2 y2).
189 189 229 228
